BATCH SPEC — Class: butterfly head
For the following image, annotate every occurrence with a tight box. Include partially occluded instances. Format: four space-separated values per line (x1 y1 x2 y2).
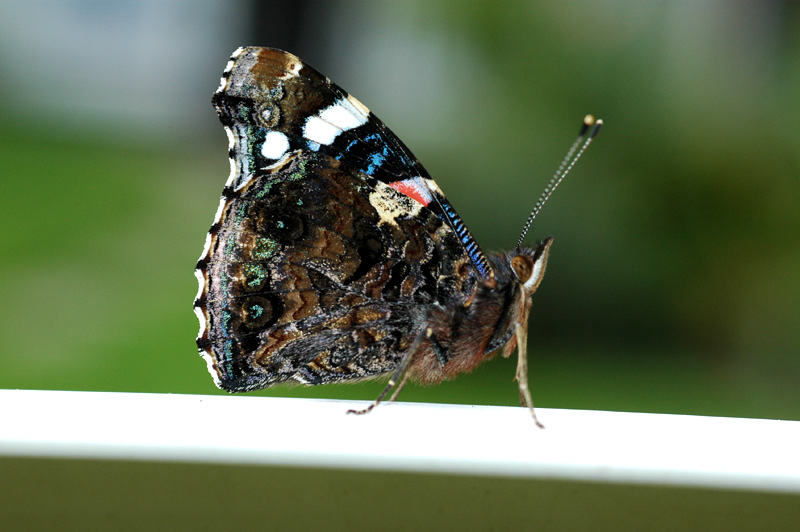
509 237 553 296
505 116 601 294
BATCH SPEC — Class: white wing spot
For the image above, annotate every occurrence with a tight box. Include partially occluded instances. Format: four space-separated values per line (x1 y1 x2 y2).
303 97 369 146
303 116 339 146
261 131 290 159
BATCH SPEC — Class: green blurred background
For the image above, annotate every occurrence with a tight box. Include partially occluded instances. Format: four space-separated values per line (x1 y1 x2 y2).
1 0 798 421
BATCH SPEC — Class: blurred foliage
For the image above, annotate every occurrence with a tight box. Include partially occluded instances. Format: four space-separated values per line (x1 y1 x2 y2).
0 1 797 421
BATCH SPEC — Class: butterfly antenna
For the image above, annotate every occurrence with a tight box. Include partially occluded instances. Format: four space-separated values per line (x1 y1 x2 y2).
516 115 603 250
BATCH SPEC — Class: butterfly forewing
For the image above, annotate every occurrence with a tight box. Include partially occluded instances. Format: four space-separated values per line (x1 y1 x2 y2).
212 47 491 274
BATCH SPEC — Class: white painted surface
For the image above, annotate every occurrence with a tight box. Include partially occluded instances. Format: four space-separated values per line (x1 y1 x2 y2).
1 389 798 494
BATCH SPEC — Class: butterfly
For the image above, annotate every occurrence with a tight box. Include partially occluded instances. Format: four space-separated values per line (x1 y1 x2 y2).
194 47 601 426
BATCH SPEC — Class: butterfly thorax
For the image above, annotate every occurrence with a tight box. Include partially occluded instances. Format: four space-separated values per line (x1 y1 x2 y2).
406 238 553 384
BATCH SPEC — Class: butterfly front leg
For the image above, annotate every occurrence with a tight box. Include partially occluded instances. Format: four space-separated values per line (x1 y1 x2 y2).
513 321 544 428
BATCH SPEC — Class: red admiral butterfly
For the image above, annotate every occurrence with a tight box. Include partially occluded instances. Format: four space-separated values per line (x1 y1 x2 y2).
194 47 601 426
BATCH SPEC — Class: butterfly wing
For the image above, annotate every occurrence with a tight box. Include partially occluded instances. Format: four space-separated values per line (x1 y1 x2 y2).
195 152 477 390
195 47 498 390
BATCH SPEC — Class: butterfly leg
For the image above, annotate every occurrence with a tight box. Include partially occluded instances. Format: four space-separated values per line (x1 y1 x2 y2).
387 372 410 403
346 327 431 415
514 323 544 428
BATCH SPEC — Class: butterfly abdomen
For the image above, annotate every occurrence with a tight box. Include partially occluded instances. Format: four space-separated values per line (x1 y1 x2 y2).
406 262 523 383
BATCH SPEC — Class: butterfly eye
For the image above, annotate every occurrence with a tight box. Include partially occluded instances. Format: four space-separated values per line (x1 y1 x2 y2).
511 255 535 284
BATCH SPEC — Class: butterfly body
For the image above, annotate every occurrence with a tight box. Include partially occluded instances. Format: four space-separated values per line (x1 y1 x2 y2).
195 47 562 417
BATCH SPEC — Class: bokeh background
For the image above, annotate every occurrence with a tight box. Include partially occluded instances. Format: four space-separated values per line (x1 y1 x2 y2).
1 0 798 421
